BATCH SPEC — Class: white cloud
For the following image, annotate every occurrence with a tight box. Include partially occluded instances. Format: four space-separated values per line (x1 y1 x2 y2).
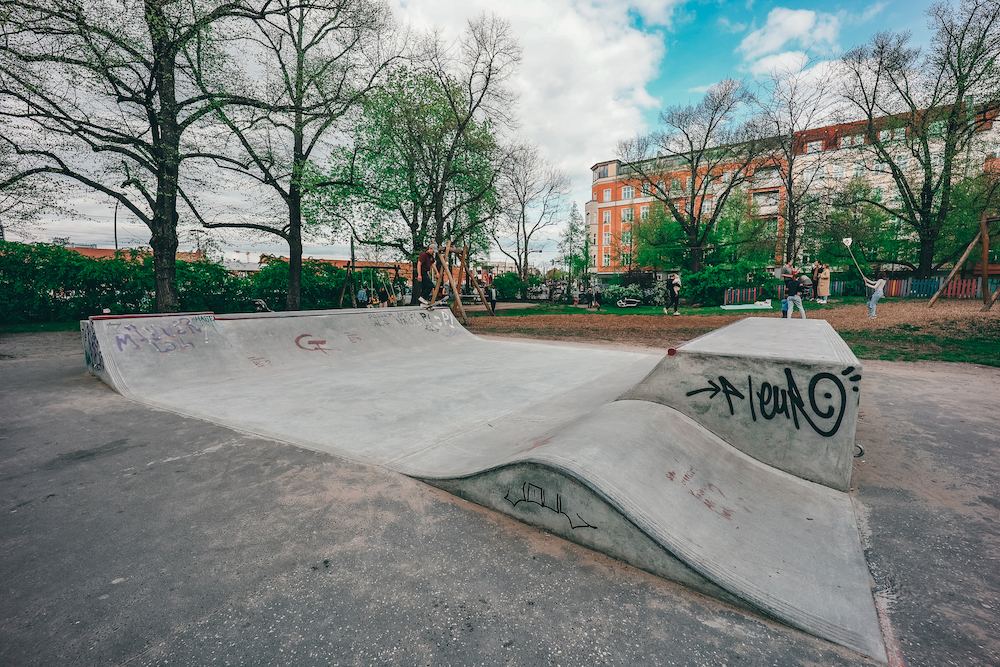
748 50 809 77
687 84 714 94
717 16 747 34
739 7 840 60
389 0 666 247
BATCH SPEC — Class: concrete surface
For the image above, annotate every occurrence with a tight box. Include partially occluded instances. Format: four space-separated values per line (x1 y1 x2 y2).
76 309 884 659
1 330 998 666
623 318 861 490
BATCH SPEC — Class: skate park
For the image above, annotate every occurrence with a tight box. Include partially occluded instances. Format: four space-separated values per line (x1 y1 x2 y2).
2 308 998 666
79 307 881 658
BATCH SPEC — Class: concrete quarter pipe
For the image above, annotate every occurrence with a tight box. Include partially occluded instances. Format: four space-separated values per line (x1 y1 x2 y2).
81 308 887 661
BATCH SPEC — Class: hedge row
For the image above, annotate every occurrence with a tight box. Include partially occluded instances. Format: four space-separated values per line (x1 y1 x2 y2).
0 242 357 323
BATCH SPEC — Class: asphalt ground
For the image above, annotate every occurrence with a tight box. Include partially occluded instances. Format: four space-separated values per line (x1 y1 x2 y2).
1 330 997 667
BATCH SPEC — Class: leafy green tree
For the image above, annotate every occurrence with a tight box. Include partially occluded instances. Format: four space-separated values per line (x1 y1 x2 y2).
310 16 519 283
617 79 772 272
559 203 589 288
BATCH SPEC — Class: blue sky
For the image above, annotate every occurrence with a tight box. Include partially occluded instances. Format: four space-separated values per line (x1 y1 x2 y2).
639 1 936 125
15 0 946 265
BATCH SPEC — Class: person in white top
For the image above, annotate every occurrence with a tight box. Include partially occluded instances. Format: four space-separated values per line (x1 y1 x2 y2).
864 271 887 319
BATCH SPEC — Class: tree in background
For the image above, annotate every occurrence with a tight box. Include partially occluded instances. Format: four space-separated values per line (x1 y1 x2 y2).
313 15 520 281
492 141 569 287
0 0 274 312
754 58 840 262
194 0 400 310
617 79 771 272
840 0 1000 277
559 203 589 289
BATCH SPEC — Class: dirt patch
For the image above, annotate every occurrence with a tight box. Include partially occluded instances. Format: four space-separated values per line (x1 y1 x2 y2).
465 299 1000 361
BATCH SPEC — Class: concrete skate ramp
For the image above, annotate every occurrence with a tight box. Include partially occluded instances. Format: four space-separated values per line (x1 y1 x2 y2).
80 309 886 661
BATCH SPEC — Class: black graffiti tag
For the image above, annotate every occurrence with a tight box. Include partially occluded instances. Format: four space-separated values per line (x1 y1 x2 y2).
688 367 858 438
503 482 596 530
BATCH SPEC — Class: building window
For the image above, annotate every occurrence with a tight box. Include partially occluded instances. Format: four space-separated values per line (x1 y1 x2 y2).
754 190 779 208
806 140 823 153
640 205 649 220
603 232 611 246
840 134 863 148
701 198 712 215
754 166 779 182
602 253 610 267
671 178 681 192
875 160 890 173
621 252 631 266
641 182 649 197
593 164 609 181
603 210 611 224
621 230 632 245
621 185 635 199
804 165 825 181
853 163 865 178
832 164 845 179
603 189 612 202
622 208 633 222
930 121 946 136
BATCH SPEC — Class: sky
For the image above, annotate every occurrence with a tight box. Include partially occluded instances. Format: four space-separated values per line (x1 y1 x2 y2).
9 0 942 266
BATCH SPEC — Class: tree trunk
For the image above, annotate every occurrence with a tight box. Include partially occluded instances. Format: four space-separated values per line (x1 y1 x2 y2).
150 216 179 313
146 0 181 313
917 235 937 279
287 224 302 311
982 212 990 305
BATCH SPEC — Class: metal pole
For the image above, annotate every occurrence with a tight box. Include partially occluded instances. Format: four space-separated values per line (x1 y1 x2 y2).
114 201 119 251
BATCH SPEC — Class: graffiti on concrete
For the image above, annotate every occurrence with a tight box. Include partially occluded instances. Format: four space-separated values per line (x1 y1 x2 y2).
296 334 332 354
113 318 203 354
685 367 860 437
665 465 748 521
248 356 271 367
503 482 596 530
82 322 104 371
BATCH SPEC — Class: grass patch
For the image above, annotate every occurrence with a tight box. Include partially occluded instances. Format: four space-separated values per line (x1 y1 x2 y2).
840 318 1000 367
0 321 81 334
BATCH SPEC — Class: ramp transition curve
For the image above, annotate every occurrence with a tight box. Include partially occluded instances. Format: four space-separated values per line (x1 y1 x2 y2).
81 308 886 661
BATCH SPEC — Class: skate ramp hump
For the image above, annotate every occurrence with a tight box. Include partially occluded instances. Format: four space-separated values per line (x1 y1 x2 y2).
80 309 885 661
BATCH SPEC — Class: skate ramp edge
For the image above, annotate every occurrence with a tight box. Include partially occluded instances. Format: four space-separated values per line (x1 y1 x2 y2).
80 310 886 661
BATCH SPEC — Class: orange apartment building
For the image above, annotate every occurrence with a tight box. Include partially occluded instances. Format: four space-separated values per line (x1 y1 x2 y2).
586 109 1000 278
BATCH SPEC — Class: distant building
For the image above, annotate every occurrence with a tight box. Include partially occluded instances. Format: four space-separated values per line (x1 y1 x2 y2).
586 108 1000 276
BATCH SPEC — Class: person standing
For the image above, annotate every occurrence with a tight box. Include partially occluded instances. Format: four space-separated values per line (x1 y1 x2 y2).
864 271 887 319
810 261 822 299
785 273 807 319
487 284 498 312
357 285 369 308
816 264 831 304
664 273 681 315
416 243 438 304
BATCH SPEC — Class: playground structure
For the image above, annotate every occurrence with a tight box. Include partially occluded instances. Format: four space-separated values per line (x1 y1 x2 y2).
80 310 888 662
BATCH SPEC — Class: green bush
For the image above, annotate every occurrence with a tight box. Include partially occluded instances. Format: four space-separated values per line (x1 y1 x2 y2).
0 241 354 322
682 261 769 307
602 284 647 305
491 272 525 300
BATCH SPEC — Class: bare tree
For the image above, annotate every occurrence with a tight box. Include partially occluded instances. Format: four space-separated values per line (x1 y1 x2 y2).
194 0 401 310
0 0 277 312
840 0 1000 277
617 79 771 272
492 141 569 285
755 59 840 261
